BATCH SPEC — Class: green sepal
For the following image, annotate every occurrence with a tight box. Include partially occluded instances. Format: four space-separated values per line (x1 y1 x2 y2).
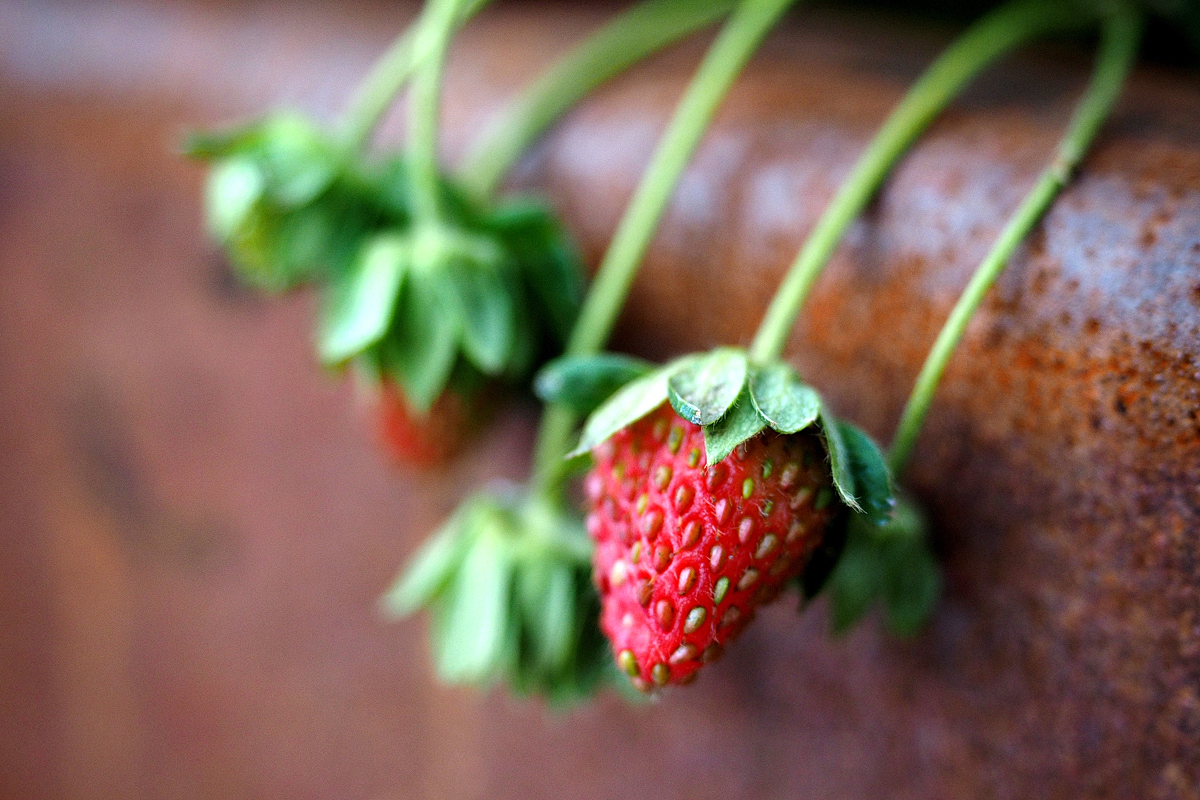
827 517 880 633
568 356 696 458
667 347 748 426
182 119 268 160
445 253 515 374
500 279 538 381
205 158 265 242
380 268 462 414
271 202 352 285
836 421 895 526
387 486 615 701
749 363 821 434
876 499 938 636
701 387 766 465
819 407 860 512
252 114 338 208
824 495 939 636
485 198 584 345
518 560 576 674
433 524 515 683
364 154 416 222
221 205 283 290
318 234 410 364
534 353 656 415
378 500 478 618
191 114 337 205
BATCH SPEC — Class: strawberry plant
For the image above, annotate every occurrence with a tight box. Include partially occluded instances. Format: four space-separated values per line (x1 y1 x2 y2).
393 0 1140 696
193 0 1150 701
551 0 1141 690
385 0 796 698
187 0 736 465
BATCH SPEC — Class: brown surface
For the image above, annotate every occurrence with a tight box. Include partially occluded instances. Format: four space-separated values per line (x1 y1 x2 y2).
2 1 1200 798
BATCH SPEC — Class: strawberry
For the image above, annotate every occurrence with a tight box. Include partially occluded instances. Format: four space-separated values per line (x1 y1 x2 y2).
376 382 479 467
585 402 841 690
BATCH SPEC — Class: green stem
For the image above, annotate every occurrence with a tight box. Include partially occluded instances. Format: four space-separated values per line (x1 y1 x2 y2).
339 0 491 154
531 404 579 495
748 0 1094 363
459 0 737 202
887 6 1140 477
530 0 798 493
407 0 464 224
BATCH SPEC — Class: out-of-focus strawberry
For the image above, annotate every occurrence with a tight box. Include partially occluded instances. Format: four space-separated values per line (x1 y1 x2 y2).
376 382 482 468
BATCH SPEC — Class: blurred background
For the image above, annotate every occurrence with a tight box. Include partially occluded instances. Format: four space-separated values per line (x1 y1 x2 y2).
2 1 1200 799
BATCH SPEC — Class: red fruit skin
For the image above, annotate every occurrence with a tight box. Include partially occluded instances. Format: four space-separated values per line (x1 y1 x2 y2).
377 383 476 468
585 403 839 690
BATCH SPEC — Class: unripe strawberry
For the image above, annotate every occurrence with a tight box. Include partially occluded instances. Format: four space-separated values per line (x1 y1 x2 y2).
585 402 839 690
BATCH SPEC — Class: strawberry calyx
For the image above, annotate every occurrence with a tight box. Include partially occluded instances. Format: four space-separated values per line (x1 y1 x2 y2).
188 116 583 461
186 114 368 292
188 118 581 384
566 347 894 521
380 484 614 702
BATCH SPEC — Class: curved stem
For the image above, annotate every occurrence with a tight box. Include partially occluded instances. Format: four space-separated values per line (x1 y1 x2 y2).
459 0 737 202
339 0 491 155
407 0 464 224
886 6 1141 477
530 0 798 492
567 0 795 358
748 0 1094 364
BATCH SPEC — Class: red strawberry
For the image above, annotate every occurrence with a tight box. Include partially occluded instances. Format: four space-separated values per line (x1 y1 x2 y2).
585 402 839 690
377 383 480 467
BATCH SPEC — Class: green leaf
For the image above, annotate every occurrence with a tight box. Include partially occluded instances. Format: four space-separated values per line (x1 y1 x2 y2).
878 497 938 635
820 408 860 512
446 257 514 374
749 363 820 434
837 421 895 526
434 526 515 683
534 353 656 414
827 520 879 634
379 503 475 618
568 360 686 458
319 235 410 364
487 198 584 344
182 121 266 159
224 207 283 290
667 348 748 426
823 496 938 636
502 282 537 380
519 561 575 675
257 114 337 208
882 540 940 636
702 388 766 465
381 269 461 414
205 158 265 241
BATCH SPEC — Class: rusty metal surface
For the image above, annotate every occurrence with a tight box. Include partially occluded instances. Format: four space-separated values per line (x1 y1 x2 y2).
1 1 1199 799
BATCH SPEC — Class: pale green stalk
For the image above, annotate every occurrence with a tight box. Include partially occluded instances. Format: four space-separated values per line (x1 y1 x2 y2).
887 6 1141 476
749 0 1092 363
